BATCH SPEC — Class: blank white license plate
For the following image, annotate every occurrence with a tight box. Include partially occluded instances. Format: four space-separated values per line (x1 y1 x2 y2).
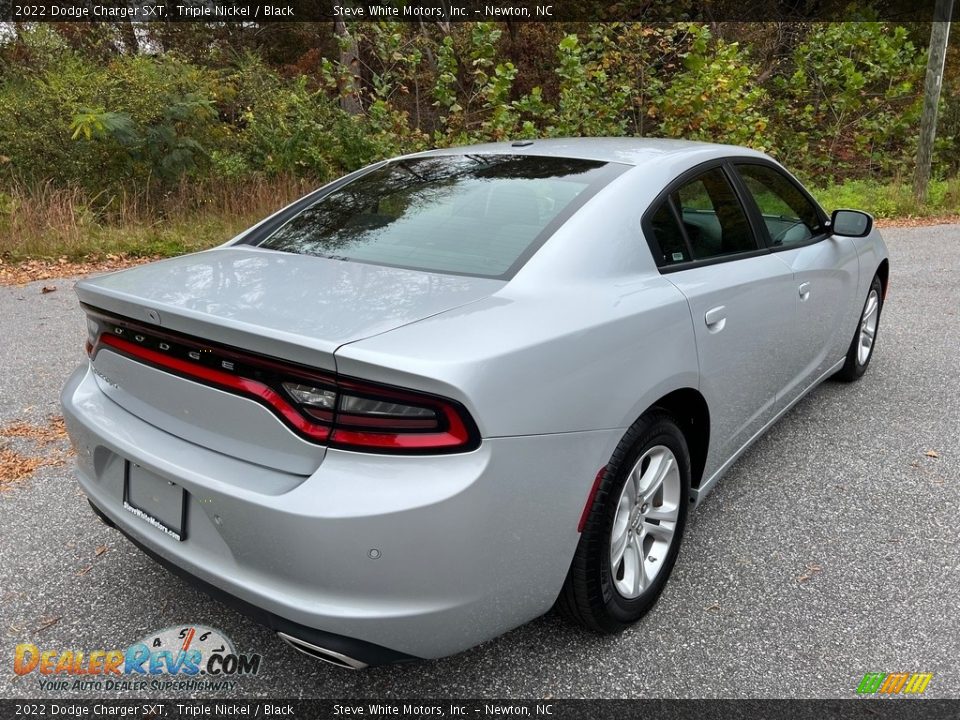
123 462 187 541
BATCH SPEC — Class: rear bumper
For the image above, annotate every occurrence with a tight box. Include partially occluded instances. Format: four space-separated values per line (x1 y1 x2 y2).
87 497 415 667
61 363 622 660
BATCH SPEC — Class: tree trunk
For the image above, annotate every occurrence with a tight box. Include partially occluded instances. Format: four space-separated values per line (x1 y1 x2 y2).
334 20 362 115
119 21 139 55
914 0 953 203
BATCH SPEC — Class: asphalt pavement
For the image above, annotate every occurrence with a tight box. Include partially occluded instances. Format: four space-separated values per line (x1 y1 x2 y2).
1 225 958 699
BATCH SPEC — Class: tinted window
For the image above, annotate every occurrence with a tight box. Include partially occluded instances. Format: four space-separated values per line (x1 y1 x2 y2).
737 164 823 247
648 200 692 265
674 168 757 260
257 155 616 278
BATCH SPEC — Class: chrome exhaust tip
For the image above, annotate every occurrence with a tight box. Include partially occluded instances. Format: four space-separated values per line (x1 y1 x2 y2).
277 631 369 670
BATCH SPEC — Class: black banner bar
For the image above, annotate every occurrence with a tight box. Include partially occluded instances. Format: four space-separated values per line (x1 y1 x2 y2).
2 700 960 720
0 0 956 23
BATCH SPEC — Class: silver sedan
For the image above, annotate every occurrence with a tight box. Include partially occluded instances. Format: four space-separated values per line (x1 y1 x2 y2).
61 138 888 667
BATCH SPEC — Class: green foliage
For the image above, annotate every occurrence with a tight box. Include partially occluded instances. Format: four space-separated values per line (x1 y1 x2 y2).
547 33 629 137
237 76 378 180
771 22 924 179
812 177 960 219
657 25 769 148
0 20 947 223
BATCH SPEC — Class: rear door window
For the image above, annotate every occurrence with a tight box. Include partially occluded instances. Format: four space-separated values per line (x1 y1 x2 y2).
647 166 759 267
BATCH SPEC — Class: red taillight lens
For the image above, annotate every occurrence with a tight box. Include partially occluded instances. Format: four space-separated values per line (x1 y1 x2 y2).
329 382 473 451
85 309 479 454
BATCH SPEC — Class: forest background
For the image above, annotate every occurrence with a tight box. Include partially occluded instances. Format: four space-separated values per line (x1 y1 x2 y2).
1 20 958 262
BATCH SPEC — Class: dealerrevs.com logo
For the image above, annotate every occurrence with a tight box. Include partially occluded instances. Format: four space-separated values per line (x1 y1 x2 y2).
13 625 261 692
856 672 934 695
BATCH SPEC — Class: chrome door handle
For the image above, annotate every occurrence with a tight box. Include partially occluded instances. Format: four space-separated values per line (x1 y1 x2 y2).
704 306 726 333
798 282 811 300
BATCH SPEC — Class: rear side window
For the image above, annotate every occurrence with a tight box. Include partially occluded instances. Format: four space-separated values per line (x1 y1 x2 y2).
256 155 620 278
647 166 758 267
648 201 691 265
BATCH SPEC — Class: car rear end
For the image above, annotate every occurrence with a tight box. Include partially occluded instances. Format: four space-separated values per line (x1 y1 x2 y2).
60 152 633 663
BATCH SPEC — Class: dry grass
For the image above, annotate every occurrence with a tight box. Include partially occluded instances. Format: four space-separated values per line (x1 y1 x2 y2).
0 175 314 262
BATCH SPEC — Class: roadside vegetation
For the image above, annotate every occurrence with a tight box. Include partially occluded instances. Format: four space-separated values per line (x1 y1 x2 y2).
1 22 958 263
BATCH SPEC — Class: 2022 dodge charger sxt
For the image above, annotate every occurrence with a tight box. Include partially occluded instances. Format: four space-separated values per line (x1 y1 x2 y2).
61 138 888 667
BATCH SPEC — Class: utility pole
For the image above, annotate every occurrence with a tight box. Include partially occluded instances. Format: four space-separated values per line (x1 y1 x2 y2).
914 0 954 203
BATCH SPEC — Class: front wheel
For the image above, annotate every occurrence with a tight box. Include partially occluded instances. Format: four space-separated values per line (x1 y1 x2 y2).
557 411 691 633
835 274 883 382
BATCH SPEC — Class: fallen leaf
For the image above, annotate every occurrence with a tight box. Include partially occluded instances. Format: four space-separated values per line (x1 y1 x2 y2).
925 450 940 458
77 565 93 576
35 616 61 633
1 416 68 445
876 214 960 229
1 254 160 287
0 449 44 488
41 285 57 294
705 603 721 612
797 561 823 584
95 545 109 556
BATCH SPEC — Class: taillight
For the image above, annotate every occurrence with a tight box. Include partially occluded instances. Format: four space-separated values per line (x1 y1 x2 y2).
84 309 479 454
329 379 473 451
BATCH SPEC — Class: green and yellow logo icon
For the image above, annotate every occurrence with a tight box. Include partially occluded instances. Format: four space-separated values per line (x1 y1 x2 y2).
857 672 933 695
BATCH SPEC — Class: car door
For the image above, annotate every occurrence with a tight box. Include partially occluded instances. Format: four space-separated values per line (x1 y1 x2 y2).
732 162 861 403
643 164 797 467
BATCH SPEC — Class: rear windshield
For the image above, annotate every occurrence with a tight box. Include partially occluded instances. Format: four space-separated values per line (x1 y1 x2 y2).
255 154 620 278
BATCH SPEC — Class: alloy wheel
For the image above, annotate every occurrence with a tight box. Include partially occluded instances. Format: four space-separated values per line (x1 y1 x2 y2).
609 445 682 599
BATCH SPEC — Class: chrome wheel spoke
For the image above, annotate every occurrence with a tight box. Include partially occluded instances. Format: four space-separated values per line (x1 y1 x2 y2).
645 520 675 543
856 289 879 365
610 517 629 567
629 534 647 595
644 502 679 522
638 450 670 503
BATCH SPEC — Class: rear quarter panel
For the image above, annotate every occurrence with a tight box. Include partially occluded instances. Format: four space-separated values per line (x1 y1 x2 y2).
334 277 698 439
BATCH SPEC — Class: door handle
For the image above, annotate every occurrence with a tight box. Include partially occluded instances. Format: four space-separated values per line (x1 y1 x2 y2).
704 306 726 333
798 282 811 301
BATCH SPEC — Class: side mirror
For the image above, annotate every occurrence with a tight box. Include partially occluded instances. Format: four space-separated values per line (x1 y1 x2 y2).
830 209 873 238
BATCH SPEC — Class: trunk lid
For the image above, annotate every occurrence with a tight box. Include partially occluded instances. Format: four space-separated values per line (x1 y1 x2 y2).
77 246 503 368
77 246 503 475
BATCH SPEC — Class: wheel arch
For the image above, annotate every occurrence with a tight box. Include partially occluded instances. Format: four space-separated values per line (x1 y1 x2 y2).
647 387 710 494
876 258 890 300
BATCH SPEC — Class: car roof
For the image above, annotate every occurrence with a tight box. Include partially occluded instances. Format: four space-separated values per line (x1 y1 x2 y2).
407 137 771 167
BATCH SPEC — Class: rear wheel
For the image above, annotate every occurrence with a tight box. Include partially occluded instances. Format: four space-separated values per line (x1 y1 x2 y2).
835 274 883 382
558 411 691 633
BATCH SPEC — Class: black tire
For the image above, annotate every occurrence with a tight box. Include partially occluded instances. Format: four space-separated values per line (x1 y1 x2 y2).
557 410 691 633
835 274 883 383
